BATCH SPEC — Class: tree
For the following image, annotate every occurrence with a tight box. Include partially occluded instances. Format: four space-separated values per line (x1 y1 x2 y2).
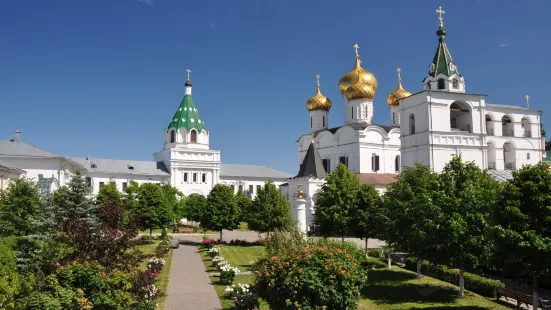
350 184 380 257
202 184 239 242
0 178 42 237
130 183 171 239
247 181 292 234
95 182 123 207
235 191 253 223
314 164 360 242
491 162 551 306
185 194 207 224
379 163 443 275
159 183 185 224
436 156 500 296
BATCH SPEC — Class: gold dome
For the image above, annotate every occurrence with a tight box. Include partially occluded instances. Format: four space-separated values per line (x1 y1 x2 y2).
338 43 378 100
386 68 412 107
306 75 332 111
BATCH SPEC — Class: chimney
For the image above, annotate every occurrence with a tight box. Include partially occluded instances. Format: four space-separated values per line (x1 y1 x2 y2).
13 130 21 142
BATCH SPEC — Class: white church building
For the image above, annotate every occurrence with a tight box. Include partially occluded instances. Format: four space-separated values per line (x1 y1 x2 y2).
283 8 545 232
0 74 291 197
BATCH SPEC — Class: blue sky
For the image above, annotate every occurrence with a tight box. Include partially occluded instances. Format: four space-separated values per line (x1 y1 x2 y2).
1 0 549 174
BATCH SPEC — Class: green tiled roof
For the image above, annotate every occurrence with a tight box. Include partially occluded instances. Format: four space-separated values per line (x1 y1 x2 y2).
166 94 206 133
428 26 461 78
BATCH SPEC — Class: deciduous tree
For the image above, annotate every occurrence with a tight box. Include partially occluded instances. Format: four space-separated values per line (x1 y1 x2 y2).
0 178 42 237
202 184 239 242
247 181 292 234
350 184 380 257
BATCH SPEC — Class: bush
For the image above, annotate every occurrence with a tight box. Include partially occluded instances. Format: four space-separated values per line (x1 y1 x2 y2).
224 283 251 298
264 225 308 258
404 258 504 297
201 238 217 249
254 245 367 310
219 264 239 285
147 258 166 273
155 247 168 258
207 247 220 258
229 239 264 246
233 292 260 310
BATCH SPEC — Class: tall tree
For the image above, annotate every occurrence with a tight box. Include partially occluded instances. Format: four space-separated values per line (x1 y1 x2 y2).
380 163 442 275
95 182 123 207
131 183 171 239
437 156 500 296
235 191 253 223
0 178 42 237
350 184 380 257
314 164 360 242
185 194 207 225
247 181 292 234
202 184 239 242
491 162 551 306
159 183 185 224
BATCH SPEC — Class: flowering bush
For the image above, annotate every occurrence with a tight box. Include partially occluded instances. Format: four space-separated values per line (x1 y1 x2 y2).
212 256 225 268
224 283 250 298
254 246 367 310
232 292 260 310
208 247 220 258
219 264 240 285
201 238 217 249
148 257 166 272
155 247 168 258
131 269 162 305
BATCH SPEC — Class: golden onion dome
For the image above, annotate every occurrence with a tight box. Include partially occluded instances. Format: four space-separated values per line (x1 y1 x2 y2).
386 68 412 107
338 43 378 100
306 75 332 111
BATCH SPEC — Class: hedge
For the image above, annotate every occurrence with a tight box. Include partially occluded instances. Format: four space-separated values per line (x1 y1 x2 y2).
404 258 504 297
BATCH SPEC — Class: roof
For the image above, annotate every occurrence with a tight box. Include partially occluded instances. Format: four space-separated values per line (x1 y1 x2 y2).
486 103 541 112
167 94 206 133
0 164 25 173
295 141 326 179
220 164 292 179
70 157 170 176
359 173 399 185
0 139 61 158
427 26 460 78
487 170 514 182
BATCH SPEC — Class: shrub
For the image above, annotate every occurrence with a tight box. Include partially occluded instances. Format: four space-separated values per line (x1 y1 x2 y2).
201 238 217 249
155 247 168 258
229 239 264 246
224 283 251 298
264 225 308 258
147 258 166 272
208 247 220 258
404 258 504 297
219 264 239 285
130 269 161 306
212 256 225 268
254 245 367 310
232 292 260 310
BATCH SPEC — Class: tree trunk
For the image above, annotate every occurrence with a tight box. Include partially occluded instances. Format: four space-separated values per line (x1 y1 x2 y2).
533 275 538 310
149 228 152 241
387 255 391 269
459 270 465 297
416 259 422 279
219 230 223 243
341 235 344 243
364 239 369 258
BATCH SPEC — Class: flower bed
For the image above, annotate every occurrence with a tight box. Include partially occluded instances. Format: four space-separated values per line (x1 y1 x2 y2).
219 263 240 285
202 238 217 249
208 247 220 258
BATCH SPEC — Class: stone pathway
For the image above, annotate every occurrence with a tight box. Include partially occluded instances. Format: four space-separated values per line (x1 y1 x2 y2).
164 243 221 310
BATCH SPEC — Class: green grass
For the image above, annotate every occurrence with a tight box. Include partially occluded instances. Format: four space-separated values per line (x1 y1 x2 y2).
136 240 174 310
198 244 264 272
236 222 250 231
210 274 269 310
358 267 510 309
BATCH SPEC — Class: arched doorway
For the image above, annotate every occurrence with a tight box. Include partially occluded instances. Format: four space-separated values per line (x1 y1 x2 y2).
503 142 516 170
501 116 514 137
487 142 496 169
521 117 531 137
449 101 472 133
485 115 494 136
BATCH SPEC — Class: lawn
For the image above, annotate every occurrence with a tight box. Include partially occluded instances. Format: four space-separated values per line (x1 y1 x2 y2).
137 240 174 310
199 244 265 272
236 222 250 231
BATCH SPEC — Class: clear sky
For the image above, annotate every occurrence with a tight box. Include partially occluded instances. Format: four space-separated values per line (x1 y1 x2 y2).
1 0 549 174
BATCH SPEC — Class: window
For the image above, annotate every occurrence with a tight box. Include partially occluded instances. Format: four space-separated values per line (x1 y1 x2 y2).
184 173 188 182
310 117 312 128
371 155 380 172
438 79 445 90
392 112 395 124
122 182 128 191
409 114 415 134
85 177 92 188
395 155 400 172
230 185 235 192
322 116 325 127
99 182 105 190
193 173 197 182
170 130 175 143
339 156 348 168
249 185 253 195
527 153 531 160
322 158 330 173
351 107 354 119
90 163 97 168
452 78 459 89
202 173 206 183
238 184 243 193
256 185 261 193
190 130 197 143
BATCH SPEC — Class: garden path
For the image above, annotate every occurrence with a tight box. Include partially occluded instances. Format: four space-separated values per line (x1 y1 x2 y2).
164 243 222 310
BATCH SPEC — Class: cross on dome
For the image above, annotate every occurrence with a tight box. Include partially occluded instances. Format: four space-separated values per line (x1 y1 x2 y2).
186 69 192 80
353 43 360 59
525 95 530 108
316 74 320 89
397 68 402 82
436 6 445 26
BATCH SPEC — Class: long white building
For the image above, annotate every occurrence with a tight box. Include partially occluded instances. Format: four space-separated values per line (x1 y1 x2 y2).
284 9 545 232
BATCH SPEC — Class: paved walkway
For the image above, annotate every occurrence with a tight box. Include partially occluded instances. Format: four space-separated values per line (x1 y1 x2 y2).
165 243 221 310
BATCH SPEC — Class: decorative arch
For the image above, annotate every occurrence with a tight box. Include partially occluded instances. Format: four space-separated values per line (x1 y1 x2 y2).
190 129 197 143
437 78 446 90
501 115 515 137
170 130 176 143
394 155 401 172
487 141 497 169
521 117 532 138
449 100 472 133
503 141 517 170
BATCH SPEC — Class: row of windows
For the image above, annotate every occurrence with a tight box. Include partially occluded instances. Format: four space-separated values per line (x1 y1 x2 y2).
183 172 207 183
94 179 128 192
321 156 349 173
310 116 326 128
321 155 400 173
428 78 459 90
169 129 197 143
230 184 262 196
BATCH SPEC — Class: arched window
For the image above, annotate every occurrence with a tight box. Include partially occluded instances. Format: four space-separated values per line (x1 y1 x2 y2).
395 155 401 172
202 173 206 183
392 112 395 124
322 116 325 127
371 154 380 172
452 79 459 89
351 107 354 119
190 130 197 143
170 130 175 143
438 79 446 90
193 173 197 182
310 117 313 128
409 114 416 134
184 173 188 182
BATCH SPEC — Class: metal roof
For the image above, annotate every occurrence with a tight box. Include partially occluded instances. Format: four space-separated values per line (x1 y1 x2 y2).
219 164 292 179
70 157 170 176
486 103 541 112
0 164 26 173
487 169 514 182
295 142 326 179
0 139 61 158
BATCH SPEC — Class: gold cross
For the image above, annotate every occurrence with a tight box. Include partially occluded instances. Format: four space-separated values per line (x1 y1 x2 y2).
316 74 320 89
186 69 191 80
525 95 530 108
436 6 445 26
397 68 402 81
353 43 360 58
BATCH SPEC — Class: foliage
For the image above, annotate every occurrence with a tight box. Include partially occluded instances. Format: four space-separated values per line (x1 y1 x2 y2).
95 181 123 207
314 163 360 240
364 257 388 269
225 283 260 310
202 238 217 248
159 183 186 222
184 193 207 223
404 258 505 297
235 191 253 223
219 263 240 285
263 224 308 258
491 162 551 281
254 245 367 310
0 178 42 237
131 183 172 234
202 184 240 240
350 183 380 252
0 237 20 310
246 181 292 234
208 247 220 258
